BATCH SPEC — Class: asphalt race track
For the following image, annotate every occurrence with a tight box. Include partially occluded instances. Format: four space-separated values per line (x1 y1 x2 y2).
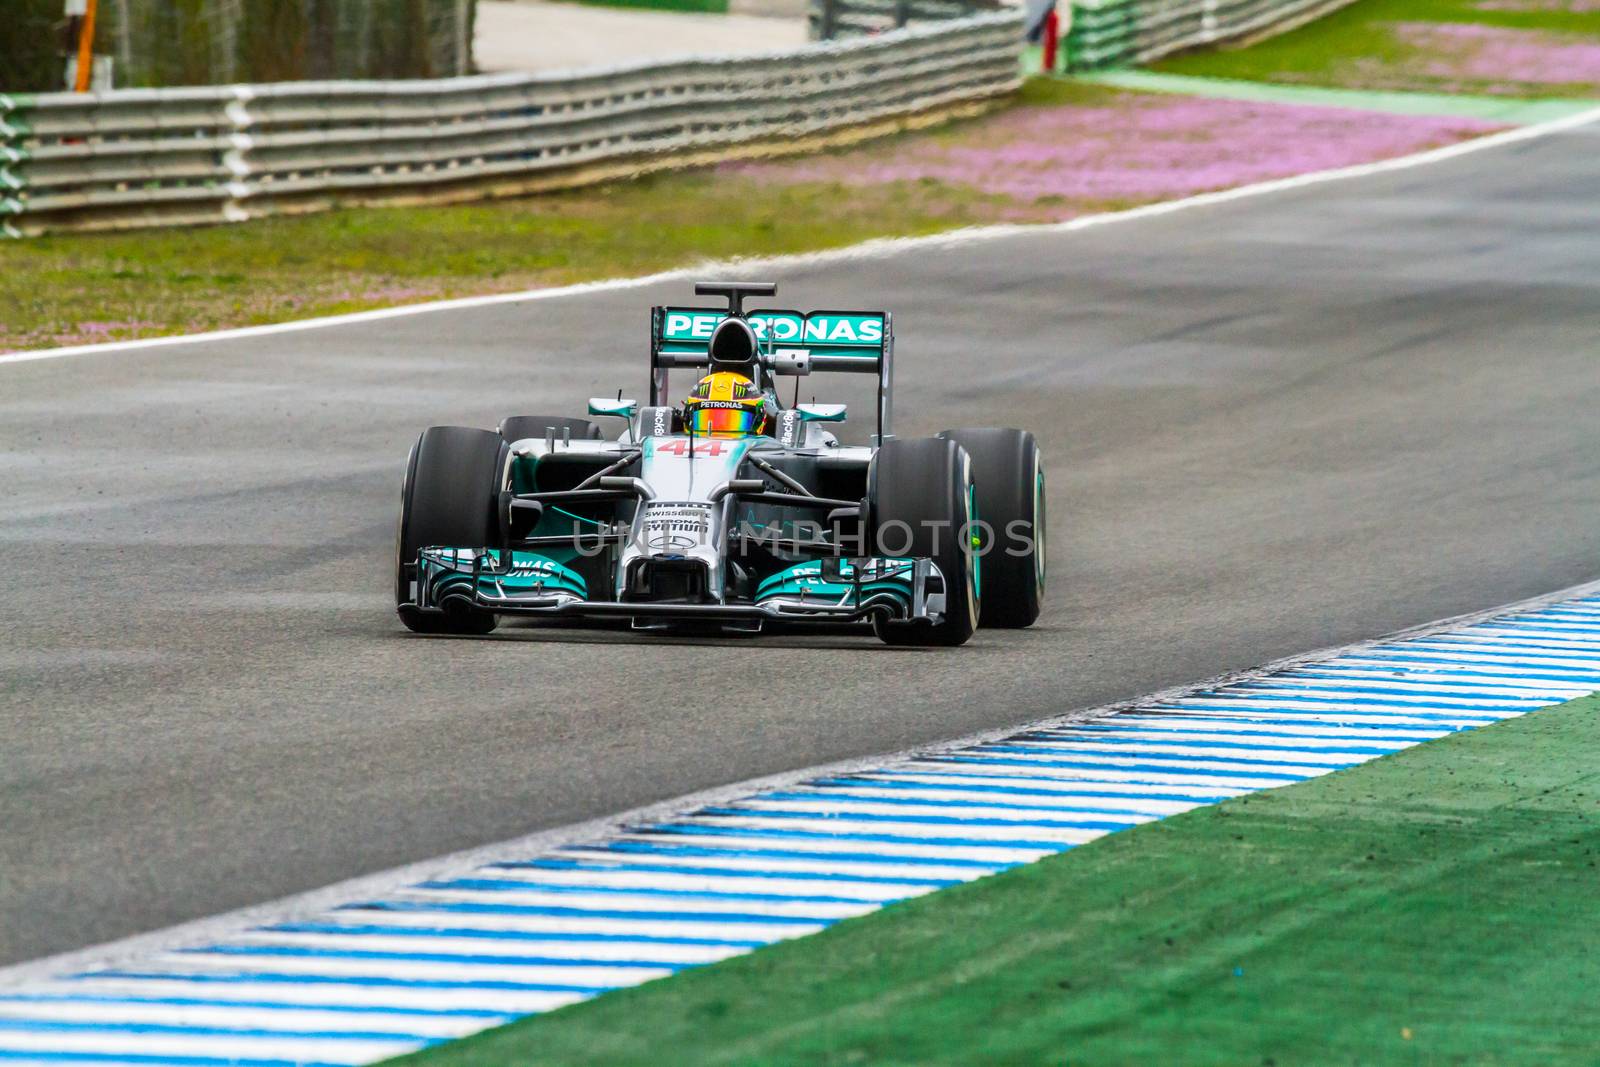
3 124 1597 968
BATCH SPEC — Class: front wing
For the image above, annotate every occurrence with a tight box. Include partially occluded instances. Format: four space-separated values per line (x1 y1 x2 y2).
411 548 948 626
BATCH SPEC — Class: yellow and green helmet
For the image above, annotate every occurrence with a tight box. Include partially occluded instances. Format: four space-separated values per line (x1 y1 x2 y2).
683 372 771 438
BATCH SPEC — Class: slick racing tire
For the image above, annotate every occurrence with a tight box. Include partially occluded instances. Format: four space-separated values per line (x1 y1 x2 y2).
867 436 979 647
396 425 503 636
937 428 1045 628
498 415 604 443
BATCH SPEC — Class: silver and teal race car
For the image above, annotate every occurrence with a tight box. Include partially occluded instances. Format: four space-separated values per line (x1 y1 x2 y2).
395 282 1044 646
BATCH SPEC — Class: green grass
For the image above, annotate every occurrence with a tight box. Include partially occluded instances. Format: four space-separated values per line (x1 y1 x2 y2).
388 693 1600 1066
0 172 1016 352
6 0 1590 352
0 80 1117 353
1156 0 1600 95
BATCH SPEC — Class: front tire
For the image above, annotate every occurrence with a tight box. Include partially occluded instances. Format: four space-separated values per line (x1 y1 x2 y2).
396 426 504 635
867 436 979 647
937 428 1045 628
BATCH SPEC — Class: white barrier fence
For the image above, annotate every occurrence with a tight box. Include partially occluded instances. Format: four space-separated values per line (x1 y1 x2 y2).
1062 0 1355 70
0 11 1022 237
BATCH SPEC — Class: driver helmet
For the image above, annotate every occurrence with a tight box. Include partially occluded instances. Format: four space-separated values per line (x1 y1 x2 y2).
683 372 771 439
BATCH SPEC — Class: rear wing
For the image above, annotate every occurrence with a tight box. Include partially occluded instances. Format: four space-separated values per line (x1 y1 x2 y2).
650 307 895 439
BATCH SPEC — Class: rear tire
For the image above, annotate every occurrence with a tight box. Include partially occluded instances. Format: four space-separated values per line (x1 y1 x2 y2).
396 426 503 635
867 437 979 647
498 415 603 443
937 428 1045 628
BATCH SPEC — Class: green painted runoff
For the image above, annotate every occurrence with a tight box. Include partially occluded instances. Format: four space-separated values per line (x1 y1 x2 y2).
388 693 1600 1066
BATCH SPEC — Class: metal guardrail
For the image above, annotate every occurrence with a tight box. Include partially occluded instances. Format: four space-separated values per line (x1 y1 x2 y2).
1063 0 1356 70
809 0 997 40
0 12 1022 237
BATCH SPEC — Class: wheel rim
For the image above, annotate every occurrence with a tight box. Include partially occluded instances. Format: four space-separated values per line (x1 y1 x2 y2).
967 481 981 602
1034 452 1047 598
961 452 978 626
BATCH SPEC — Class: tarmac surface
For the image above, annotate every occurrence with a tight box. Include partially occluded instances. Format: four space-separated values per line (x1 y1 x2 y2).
474 0 806 74
2 119 1597 967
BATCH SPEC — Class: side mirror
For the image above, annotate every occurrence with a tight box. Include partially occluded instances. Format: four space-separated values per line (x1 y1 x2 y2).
588 397 639 418
796 403 846 422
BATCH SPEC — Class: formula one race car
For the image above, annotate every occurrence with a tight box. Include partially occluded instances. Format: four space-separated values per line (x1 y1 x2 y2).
395 282 1044 646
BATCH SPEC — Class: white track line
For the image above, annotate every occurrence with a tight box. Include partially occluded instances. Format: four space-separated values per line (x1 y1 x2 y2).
3 103 1597 368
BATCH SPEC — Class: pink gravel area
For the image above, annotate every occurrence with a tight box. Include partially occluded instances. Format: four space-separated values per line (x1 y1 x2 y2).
1392 21 1600 87
723 94 1501 211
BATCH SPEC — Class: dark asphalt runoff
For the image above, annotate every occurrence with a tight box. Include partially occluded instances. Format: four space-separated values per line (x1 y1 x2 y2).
3 123 1598 967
